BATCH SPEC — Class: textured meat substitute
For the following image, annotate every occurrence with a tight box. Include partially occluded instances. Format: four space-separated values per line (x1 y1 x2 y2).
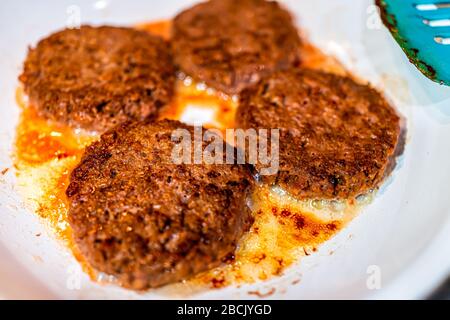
19 26 175 133
236 68 401 200
66 119 254 289
172 0 302 95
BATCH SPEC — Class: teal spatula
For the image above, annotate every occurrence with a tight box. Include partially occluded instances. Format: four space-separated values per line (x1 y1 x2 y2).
376 0 450 85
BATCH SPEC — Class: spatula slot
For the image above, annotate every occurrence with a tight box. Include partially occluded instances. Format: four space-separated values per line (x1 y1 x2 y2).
416 3 450 11
434 35 450 44
423 18 450 27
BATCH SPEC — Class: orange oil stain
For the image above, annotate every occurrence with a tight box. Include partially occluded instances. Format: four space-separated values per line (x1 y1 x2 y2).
159 81 238 131
14 87 98 279
137 19 172 40
300 42 348 76
192 185 346 288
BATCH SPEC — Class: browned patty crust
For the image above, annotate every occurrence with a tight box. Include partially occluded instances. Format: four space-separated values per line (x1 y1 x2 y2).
66 119 254 289
172 0 302 95
19 26 175 132
236 69 401 200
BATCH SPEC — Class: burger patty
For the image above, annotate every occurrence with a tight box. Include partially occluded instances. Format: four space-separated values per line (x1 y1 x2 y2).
66 119 254 289
172 0 302 95
19 25 175 133
236 68 401 200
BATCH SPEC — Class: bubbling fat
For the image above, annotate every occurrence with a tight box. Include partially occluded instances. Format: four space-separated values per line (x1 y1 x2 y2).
13 20 376 291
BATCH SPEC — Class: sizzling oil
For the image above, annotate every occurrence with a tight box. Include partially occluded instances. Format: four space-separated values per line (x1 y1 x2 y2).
14 20 364 290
